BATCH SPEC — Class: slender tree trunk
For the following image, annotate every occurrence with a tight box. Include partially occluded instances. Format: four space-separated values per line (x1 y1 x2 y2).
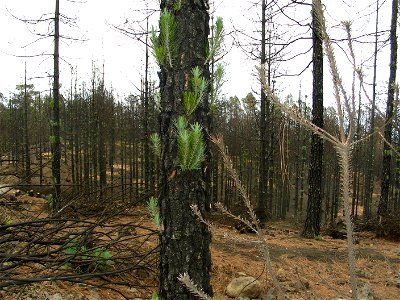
38 93 43 184
83 95 90 194
98 82 107 198
144 17 151 194
303 0 324 238
51 0 61 214
258 0 268 223
23 63 31 184
69 81 76 192
378 0 398 218
352 88 362 217
90 74 98 197
395 142 400 212
120 124 125 201
158 1 212 298
364 0 380 218
129 139 134 202
109 103 116 198
294 88 302 217
75 95 82 190
266 22 274 218
299 110 307 216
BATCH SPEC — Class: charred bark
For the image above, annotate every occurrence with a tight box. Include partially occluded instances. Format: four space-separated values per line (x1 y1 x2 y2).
158 1 212 298
302 0 324 238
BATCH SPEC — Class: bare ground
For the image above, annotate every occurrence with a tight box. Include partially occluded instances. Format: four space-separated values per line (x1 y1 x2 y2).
1 167 399 299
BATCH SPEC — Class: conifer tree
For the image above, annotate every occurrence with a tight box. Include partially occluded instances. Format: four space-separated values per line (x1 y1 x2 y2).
302 0 324 238
51 0 61 214
378 0 398 220
152 1 213 298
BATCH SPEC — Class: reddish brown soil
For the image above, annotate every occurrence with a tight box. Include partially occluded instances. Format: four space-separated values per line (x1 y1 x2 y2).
2 198 399 299
1 164 399 299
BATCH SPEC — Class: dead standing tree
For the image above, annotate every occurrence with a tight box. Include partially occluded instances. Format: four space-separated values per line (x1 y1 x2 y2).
378 0 398 223
258 1 366 297
7 0 84 214
302 0 324 238
52 0 61 214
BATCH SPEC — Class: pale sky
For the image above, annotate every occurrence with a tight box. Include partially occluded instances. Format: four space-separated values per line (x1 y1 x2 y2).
0 0 395 110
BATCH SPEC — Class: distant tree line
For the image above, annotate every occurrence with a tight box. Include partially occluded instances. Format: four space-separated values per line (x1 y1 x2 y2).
1 70 397 224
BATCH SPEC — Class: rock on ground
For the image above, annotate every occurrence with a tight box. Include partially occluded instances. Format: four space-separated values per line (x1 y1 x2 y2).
358 283 376 300
226 276 262 299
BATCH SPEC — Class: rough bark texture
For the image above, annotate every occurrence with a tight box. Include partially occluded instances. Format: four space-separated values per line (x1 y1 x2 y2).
158 1 212 299
257 0 268 223
303 0 324 238
378 0 398 218
51 0 61 214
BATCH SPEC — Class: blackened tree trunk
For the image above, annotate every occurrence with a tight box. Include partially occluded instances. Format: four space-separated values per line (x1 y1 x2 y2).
143 16 151 194
129 129 134 201
158 1 212 298
69 100 76 192
83 95 90 193
364 0 379 218
23 62 31 184
294 88 302 217
378 0 398 218
108 101 116 197
299 102 308 216
98 86 107 198
51 0 61 214
38 93 44 184
302 0 324 238
257 0 268 223
352 88 362 218
96 72 107 199
90 74 98 196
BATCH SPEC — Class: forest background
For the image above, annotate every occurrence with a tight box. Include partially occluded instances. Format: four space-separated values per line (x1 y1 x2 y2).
1 0 400 299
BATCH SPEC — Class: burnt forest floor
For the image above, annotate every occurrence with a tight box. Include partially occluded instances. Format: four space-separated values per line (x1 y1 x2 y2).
1 168 400 299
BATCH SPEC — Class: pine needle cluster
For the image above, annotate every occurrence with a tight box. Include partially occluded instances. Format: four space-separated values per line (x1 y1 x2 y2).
151 9 176 67
150 133 161 159
206 17 224 63
211 63 224 110
183 66 207 116
175 116 205 171
147 197 162 230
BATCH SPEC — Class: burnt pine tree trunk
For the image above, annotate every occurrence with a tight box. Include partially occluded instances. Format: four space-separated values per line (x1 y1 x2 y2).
69 94 76 192
90 74 98 196
364 0 380 218
83 93 90 193
302 0 324 238
257 0 268 223
299 102 308 216
108 101 116 197
38 93 44 184
352 88 362 218
51 0 61 214
144 16 151 194
378 0 398 218
98 85 107 198
157 0 212 298
294 88 302 217
119 107 126 200
97 72 107 199
23 62 31 184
